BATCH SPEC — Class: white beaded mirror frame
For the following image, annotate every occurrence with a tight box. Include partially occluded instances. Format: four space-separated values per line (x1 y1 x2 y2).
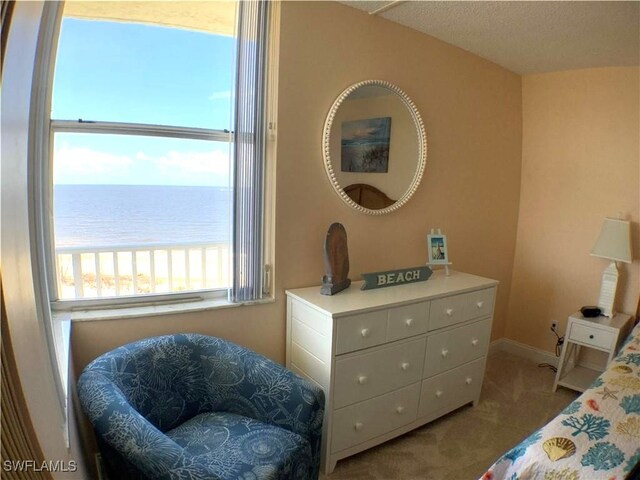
322 79 427 215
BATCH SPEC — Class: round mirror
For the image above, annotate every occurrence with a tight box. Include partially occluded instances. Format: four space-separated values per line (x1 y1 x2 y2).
323 80 427 215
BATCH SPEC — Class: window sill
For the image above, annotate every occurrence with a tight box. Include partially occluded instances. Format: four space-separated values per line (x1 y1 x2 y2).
65 295 276 322
50 311 72 448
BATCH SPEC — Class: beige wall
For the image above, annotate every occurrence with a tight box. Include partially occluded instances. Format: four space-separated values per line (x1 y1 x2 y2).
13 1 640 472
274 1 522 341
73 2 521 368
72 1 523 371
507 67 640 354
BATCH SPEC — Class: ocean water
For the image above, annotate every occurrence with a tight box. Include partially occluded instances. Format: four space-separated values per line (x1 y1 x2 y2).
54 185 231 248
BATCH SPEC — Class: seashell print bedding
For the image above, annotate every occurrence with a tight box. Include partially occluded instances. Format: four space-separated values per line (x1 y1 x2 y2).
480 321 640 480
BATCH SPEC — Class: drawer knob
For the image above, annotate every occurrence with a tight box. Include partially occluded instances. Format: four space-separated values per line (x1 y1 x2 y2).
477 301 484 309
405 318 414 327
354 422 363 431
396 406 405 414
441 349 449 358
466 377 473 385
435 390 443 398
446 308 454 317
471 339 479 346
401 362 410 371
589 334 594 339
357 375 368 385
361 328 370 338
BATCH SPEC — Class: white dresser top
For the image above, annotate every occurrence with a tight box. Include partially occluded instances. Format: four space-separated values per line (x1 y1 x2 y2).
285 270 498 317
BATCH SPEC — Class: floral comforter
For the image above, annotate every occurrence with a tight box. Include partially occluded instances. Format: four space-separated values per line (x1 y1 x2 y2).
481 322 640 480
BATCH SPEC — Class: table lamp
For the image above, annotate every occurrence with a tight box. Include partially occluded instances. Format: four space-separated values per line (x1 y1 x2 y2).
590 217 632 317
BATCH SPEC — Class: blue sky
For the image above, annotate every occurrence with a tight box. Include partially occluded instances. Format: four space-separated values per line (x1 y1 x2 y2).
52 17 235 186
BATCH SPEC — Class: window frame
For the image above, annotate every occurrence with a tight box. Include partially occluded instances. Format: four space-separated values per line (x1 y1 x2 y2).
48 120 234 310
38 1 278 312
0 0 277 443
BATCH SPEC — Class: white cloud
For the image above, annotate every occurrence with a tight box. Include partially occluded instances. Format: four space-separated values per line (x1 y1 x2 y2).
54 145 133 183
54 143 230 186
208 90 232 101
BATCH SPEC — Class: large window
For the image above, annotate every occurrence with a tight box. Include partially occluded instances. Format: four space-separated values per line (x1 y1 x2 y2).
46 1 273 306
1 0 275 436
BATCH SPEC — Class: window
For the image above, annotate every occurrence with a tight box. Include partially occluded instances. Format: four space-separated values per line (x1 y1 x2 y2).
45 1 275 307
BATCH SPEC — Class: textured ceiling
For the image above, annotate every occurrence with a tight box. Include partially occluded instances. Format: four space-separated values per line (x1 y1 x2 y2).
341 1 640 74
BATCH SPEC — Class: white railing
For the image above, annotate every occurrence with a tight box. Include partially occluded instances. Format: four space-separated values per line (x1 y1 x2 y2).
55 242 230 300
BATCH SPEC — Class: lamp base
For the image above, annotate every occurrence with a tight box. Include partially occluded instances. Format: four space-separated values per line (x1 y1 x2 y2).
597 261 618 317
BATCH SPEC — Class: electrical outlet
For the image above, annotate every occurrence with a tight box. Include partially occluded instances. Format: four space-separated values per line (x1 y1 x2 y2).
549 320 558 332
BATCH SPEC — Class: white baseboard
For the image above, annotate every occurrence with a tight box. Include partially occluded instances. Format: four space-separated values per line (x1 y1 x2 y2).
489 338 559 367
489 339 611 373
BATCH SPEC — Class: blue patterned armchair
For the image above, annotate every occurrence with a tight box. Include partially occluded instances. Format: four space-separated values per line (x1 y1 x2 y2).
77 334 325 480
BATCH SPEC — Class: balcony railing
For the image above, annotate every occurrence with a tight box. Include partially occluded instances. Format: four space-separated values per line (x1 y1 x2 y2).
55 242 230 300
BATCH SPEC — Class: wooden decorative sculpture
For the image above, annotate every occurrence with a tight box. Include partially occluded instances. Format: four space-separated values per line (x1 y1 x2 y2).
321 223 351 295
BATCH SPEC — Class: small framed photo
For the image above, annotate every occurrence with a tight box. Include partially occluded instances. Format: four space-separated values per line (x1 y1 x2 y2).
427 234 449 264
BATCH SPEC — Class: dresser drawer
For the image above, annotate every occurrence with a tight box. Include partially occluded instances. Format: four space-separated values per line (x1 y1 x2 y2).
387 302 429 342
423 318 491 378
418 358 485 419
333 338 426 408
462 288 495 321
429 288 495 330
429 294 466 330
568 322 615 351
331 382 420 453
336 310 388 354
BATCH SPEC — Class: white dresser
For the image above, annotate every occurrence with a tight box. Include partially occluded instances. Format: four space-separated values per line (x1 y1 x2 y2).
285 270 498 474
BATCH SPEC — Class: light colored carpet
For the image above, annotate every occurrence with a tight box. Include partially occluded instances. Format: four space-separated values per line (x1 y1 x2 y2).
321 350 579 480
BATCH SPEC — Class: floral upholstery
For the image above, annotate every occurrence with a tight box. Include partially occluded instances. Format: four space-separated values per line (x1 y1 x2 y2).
77 334 325 480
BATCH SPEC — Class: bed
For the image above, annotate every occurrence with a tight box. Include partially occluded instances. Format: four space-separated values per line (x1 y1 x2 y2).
481 320 640 480
343 183 395 209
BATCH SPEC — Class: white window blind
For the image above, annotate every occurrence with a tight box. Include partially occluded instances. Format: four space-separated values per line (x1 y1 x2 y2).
232 0 270 302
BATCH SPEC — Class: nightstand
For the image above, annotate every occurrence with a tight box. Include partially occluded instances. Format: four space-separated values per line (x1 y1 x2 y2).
553 311 633 393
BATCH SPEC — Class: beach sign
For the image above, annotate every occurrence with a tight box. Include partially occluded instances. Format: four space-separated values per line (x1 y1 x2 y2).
361 266 432 290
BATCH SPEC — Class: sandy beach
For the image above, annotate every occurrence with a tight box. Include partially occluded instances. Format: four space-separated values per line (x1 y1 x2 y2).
56 244 231 299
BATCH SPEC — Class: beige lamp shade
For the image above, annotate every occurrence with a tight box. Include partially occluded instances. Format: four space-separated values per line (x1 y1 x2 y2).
590 218 632 263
